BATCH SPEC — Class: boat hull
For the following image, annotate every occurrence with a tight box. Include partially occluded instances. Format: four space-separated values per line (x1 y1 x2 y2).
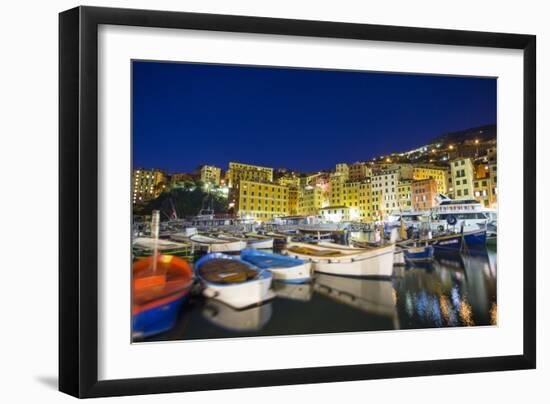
463 229 487 247
240 248 312 283
247 238 274 249
285 243 395 277
195 253 275 310
404 245 435 262
132 294 187 338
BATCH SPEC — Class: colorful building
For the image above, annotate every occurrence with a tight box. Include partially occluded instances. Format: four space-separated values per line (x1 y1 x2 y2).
199 165 221 185
235 180 289 222
412 166 448 195
450 158 475 200
348 162 372 181
227 162 273 188
397 179 413 210
132 168 166 204
372 169 399 218
297 186 324 216
412 178 438 210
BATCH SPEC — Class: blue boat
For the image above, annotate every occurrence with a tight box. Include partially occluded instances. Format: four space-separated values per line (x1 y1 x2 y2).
241 248 312 284
403 244 434 262
133 296 187 339
462 229 487 247
429 233 464 251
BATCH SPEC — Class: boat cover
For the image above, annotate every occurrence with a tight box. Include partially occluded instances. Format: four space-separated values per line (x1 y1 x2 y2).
241 249 303 269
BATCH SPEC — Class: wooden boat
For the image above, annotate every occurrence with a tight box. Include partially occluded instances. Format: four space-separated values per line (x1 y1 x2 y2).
201 299 272 332
284 242 395 277
240 248 312 284
132 255 194 338
195 253 275 309
402 244 435 262
132 237 193 261
189 234 246 253
218 234 274 249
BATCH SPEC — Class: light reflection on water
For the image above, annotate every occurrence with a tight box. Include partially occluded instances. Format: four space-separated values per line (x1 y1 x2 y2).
140 247 497 342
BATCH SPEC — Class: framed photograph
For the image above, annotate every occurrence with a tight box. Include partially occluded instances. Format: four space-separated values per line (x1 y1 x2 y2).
59 6 536 398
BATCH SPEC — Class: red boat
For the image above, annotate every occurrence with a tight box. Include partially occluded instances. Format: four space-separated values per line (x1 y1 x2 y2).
132 255 194 338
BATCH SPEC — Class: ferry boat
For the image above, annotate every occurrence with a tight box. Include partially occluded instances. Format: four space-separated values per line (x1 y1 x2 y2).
429 199 496 233
390 199 496 234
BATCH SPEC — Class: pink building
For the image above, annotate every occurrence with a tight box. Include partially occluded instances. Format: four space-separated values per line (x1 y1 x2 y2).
412 178 438 211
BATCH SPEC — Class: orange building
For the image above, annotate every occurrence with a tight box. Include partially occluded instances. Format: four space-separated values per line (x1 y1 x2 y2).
411 178 438 211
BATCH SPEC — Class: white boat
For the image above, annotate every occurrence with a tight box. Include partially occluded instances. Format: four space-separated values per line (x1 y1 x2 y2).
195 253 275 309
240 249 312 284
133 237 188 250
284 242 395 277
391 199 497 234
217 233 274 249
189 234 246 253
246 237 274 249
201 299 272 331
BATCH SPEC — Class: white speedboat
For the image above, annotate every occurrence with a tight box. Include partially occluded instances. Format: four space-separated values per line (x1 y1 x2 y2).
195 253 275 309
189 234 246 253
284 242 395 277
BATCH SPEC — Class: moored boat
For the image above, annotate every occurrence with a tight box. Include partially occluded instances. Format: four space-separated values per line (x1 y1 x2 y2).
240 248 312 284
462 229 487 247
402 244 435 262
217 233 274 249
195 253 275 309
189 234 246 253
132 254 194 338
284 242 395 277
132 237 194 261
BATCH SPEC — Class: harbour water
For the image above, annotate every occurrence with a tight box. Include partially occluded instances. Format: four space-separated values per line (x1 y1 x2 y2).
138 244 497 343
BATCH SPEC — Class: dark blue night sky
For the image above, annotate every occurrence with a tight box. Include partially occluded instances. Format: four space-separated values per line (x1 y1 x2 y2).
132 61 496 173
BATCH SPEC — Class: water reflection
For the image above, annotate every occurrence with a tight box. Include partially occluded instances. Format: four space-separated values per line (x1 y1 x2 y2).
394 250 497 329
273 282 314 302
202 300 272 332
314 274 399 327
141 248 497 341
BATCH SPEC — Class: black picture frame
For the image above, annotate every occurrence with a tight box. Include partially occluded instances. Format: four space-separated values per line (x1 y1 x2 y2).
59 5 536 398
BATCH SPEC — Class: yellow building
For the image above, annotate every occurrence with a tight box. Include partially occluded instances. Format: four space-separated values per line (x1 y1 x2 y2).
227 162 273 188
450 158 475 199
397 179 413 210
489 162 497 207
372 169 399 218
132 168 166 204
277 175 301 188
326 178 373 222
412 166 448 195
297 186 323 216
335 163 350 180
236 180 289 222
199 165 221 185
348 162 372 181
473 177 492 207
287 187 299 216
